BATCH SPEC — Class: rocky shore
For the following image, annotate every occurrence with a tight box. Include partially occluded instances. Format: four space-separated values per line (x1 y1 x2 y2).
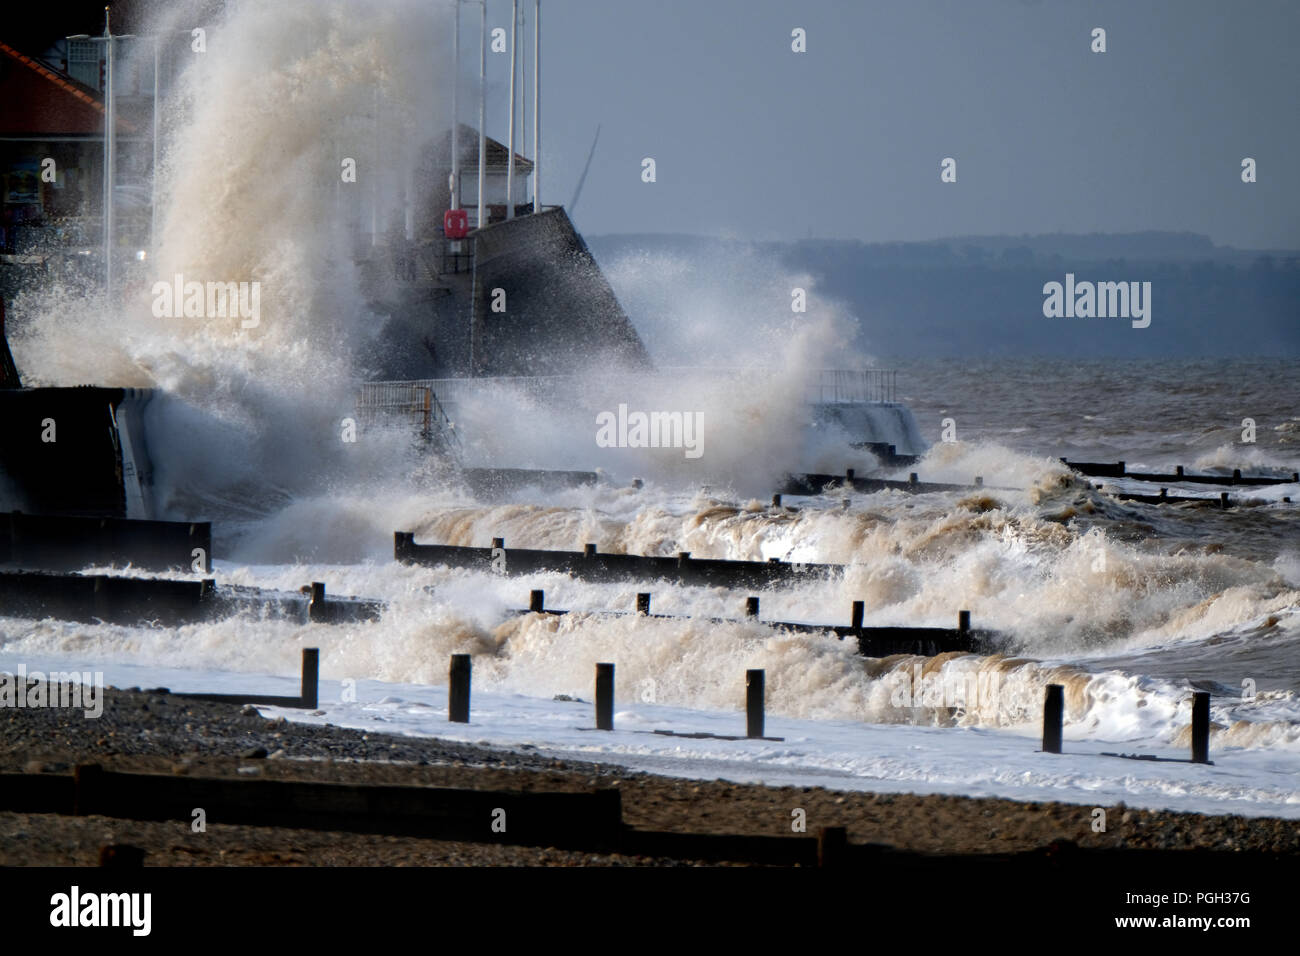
2 684 1296 866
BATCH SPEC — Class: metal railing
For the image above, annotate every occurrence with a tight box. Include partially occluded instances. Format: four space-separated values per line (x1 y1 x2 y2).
437 236 475 275
356 382 460 448
366 371 894 416
656 368 898 405
806 369 897 404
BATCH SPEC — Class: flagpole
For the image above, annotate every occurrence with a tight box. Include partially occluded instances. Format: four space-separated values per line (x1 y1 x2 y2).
532 0 540 213
450 0 460 211
477 0 486 228
506 0 517 219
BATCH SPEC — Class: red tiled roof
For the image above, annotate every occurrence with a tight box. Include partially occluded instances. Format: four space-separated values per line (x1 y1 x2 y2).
0 39 136 135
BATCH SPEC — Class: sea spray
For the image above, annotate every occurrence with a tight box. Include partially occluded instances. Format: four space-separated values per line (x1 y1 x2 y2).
8 0 456 522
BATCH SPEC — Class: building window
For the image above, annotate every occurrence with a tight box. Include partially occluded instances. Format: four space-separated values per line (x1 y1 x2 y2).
67 40 102 91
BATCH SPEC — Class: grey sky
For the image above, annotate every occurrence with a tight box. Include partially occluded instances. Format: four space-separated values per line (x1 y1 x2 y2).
464 0 1299 248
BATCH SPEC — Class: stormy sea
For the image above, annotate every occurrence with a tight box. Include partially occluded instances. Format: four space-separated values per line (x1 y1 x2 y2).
1 0 1296 823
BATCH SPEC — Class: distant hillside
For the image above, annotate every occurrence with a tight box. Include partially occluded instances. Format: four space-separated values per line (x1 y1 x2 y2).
588 232 1300 359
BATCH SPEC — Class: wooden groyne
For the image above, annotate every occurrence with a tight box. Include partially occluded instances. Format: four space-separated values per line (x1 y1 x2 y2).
396 533 839 589
0 764 624 848
1063 459 1298 486
459 467 599 496
0 511 212 573
0 758 1264 868
174 648 320 709
778 470 994 497
513 588 981 658
0 572 382 626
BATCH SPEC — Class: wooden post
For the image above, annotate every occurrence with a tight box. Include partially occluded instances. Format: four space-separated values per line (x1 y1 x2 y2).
1118 460 1126 475
1175 465 1184 477
636 592 650 615
583 543 596 557
745 596 759 617
1232 468 1241 483
394 531 415 561
300 648 319 709
449 654 471 723
771 494 782 508
846 468 855 483
529 589 544 612
851 600 864 630
308 582 326 623
1219 492 1229 509
1190 691 1210 764
1160 488 1167 499
746 669 764 739
677 551 690 569
595 662 614 731
817 825 847 868
1042 684 1064 754
908 472 918 486
958 610 970 633
491 537 504 550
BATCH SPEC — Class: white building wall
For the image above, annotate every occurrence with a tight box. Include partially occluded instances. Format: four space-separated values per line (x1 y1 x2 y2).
458 171 532 207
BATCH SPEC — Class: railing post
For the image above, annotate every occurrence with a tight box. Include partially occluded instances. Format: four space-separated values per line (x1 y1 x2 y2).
745 596 759 618
851 600 864 630
595 662 614 731
449 654 471 723
636 592 650 615
529 589 545 613
746 669 765 739
958 610 970 633
1042 684 1064 754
